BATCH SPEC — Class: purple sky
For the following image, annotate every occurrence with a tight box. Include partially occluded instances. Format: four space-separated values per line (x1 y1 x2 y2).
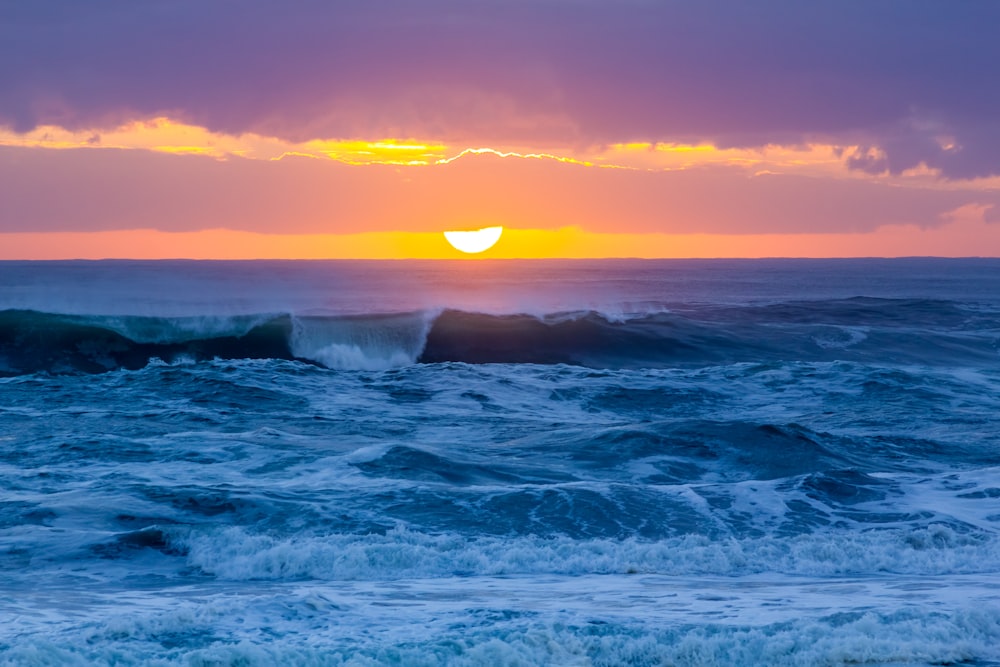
4 1 999 178
2 1 999 254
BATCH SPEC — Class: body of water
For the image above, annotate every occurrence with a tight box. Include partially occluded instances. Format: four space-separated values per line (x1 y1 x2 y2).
2 258 1000 665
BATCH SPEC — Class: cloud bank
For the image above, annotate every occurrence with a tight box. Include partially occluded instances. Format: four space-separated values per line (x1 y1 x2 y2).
3 1 1000 178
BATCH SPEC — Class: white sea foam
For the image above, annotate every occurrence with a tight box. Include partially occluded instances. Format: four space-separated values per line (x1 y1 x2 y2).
289 311 435 370
812 325 870 350
176 524 1000 582
3 575 999 666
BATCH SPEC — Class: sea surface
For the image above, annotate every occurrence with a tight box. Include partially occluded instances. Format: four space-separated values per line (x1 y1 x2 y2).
2 258 1000 665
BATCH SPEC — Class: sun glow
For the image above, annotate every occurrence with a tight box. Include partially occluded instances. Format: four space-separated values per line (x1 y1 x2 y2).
443 226 504 254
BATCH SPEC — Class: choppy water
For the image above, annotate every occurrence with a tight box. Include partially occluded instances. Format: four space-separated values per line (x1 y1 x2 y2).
2 258 1000 665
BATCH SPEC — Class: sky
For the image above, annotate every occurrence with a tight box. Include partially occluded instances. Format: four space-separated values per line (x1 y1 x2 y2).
2 0 1000 259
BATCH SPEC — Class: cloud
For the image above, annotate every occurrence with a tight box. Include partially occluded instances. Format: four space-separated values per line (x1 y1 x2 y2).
987 205 1000 225
2 145 995 236
847 117 1000 180
2 1 999 178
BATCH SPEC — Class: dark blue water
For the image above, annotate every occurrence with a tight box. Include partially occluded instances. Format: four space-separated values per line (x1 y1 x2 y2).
2 259 1000 665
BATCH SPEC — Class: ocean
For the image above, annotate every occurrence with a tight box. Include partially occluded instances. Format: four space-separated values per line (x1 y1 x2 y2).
2 258 1000 666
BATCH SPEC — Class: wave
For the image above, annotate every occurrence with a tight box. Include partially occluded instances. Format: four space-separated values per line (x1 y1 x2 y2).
6 574 1000 666
172 523 1000 581
0 309 434 375
1 298 998 375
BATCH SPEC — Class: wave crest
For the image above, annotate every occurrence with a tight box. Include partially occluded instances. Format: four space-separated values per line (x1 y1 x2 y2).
2 298 998 375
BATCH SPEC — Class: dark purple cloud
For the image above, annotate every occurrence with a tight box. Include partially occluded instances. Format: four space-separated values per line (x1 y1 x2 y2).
2 1 999 177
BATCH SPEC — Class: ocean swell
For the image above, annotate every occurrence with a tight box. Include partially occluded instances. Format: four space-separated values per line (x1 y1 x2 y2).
0 309 433 374
2 298 998 375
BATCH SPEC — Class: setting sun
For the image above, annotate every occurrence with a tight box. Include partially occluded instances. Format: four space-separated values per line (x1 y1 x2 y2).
443 225 504 254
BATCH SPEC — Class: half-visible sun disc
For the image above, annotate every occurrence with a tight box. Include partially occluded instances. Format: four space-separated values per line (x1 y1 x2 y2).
443 226 504 254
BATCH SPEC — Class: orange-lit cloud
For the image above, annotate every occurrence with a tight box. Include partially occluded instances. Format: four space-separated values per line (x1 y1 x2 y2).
7 116 1000 200
0 119 450 164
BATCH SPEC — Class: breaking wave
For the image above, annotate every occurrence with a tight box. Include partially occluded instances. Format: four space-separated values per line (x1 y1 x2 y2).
2 297 998 375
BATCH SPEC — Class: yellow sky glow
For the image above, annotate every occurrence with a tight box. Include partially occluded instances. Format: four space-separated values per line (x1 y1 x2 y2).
2 213 999 261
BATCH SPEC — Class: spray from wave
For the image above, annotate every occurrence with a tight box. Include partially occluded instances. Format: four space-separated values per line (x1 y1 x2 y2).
288 311 436 371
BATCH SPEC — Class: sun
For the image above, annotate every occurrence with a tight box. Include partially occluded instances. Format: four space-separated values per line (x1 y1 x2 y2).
443 226 504 254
